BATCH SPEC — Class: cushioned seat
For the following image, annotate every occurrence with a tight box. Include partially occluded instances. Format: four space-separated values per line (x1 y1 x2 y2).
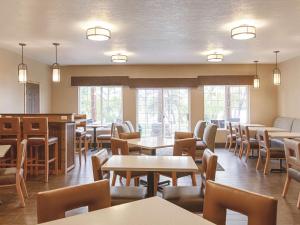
111 186 147 205
196 141 207 150
0 167 17 185
76 130 87 137
260 148 285 158
96 134 111 140
28 136 58 145
271 139 284 149
162 186 204 212
288 168 300 182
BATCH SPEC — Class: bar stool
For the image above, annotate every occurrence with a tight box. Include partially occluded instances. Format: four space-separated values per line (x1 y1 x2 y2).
23 117 59 182
0 117 21 167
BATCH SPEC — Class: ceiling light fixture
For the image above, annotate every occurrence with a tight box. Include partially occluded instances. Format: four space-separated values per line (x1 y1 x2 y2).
86 27 111 41
253 60 260 89
18 43 27 83
111 54 128 63
231 25 256 40
273 50 281 86
52 43 61 83
207 53 224 62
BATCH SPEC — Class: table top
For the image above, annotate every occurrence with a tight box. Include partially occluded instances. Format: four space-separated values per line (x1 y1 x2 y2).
268 132 300 139
250 127 287 132
87 123 109 129
0 145 11 158
102 155 198 172
240 123 265 127
127 137 174 149
40 197 214 225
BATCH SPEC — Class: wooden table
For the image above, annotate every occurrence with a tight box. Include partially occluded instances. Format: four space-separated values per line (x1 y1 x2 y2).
39 197 214 225
268 132 300 139
87 123 108 151
241 123 265 127
0 145 11 158
102 155 198 196
127 137 174 155
249 127 287 132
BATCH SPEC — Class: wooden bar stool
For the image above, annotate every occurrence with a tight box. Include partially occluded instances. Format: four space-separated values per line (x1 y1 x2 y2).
23 117 59 182
0 117 21 167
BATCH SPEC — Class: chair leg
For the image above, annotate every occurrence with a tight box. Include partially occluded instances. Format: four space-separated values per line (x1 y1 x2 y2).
172 172 177 186
297 192 300 209
35 148 39 176
54 143 59 175
20 177 28 198
78 139 82 166
45 145 49 183
134 177 139 186
245 144 251 162
225 137 228 149
256 151 262 170
228 139 233 151
16 179 25 207
263 156 270 175
112 172 117 186
191 172 197 186
282 176 291 197
126 171 131 186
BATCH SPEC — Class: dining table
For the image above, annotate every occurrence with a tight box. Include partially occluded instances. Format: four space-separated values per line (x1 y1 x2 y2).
268 132 300 139
39 197 214 225
127 136 174 155
86 123 109 151
249 127 287 132
102 155 198 197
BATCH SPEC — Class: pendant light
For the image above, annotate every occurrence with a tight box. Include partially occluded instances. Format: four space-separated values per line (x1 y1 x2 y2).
253 60 260 88
231 25 256 40
18 43 27 83
207 53 224 62
111 54 128 63
86 27 111 41
273 50 281 85
52 43 60 83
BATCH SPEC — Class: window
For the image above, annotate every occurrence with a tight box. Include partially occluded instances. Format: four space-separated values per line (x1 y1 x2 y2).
137 88 190 137
78 86 123 125
204 85 249 128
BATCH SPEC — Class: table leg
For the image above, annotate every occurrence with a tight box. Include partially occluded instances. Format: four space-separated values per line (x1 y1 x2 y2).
92 127 97 152
147 171 154 197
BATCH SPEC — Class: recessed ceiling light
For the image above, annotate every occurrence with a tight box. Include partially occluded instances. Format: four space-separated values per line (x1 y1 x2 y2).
231 25 256 40
207 53 224 62
111 54 128 63
86 27 111 41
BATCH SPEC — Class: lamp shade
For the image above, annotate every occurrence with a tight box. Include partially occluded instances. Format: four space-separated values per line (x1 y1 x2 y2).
207 53 224 62
273 68 281 85
231 25 256 40
52 63 60 82
253 76 260 88
18 63 27 83
86 27 111 41
111 54 128 63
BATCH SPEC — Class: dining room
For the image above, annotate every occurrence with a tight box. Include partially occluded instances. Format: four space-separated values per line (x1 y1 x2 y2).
0 1 300 225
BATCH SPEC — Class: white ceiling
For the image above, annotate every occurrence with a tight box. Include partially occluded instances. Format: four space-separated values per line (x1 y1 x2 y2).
1 0 300 65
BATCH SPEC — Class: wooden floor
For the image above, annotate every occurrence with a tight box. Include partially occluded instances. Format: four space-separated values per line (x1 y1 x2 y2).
0 148 299 225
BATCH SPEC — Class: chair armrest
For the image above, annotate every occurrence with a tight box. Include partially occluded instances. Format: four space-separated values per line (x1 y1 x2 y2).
119 132 141 139
174 131 193 139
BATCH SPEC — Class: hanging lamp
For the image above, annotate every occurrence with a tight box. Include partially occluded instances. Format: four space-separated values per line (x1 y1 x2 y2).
18 43 27 83
52 43 61 82
273 51 281 85
253 60 260 88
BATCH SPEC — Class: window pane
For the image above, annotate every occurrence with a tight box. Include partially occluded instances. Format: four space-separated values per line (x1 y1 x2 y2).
229 86 248 123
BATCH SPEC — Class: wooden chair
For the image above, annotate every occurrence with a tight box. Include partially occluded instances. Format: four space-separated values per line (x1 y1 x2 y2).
256 129 285 175
0 117 21 167
195 124 217 160
119 131 142 154
0 139 28 207
203 180 277 225
239 125 259 162
96 123 115 149
162 149 218 212
91 149 147 206
234 124 243 156
174 120 206 140
224 122 236 151
156 138 197 187
36 180 111 223
111 138 147 186
23 117 58 182
282 139 300 209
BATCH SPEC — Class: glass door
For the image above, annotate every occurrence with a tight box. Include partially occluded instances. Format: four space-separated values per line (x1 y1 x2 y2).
137 88 190 137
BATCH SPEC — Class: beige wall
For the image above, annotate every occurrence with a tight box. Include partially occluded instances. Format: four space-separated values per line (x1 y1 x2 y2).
52 64 278 131
0 48 51 113
278 56 300 118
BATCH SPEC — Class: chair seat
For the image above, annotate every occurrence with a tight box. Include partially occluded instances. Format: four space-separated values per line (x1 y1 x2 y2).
96 134 112 140
111 186 147 206
260 148 285 158
28 137 58 145
0 167 17 185
76 130 86 138
288 168 300 182
162 186 204 212
0 138 18 145
196 141 206 150
86 134 92 139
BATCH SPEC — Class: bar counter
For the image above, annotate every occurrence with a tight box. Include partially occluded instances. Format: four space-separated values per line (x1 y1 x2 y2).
0 113 76 174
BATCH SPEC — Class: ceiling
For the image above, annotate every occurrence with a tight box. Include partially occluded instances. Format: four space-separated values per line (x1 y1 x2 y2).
1 0 300 65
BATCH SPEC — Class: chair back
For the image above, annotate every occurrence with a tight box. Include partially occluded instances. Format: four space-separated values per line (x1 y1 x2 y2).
226 122 234 137
174 131 193 140
124 121 135 133
241 125 250 141
256 129 270 149
119 132 140 139
74 114 87 131
0 117 21 137
203 181 278 225
91 149 110 181
111 138 129 155
284 138 300 169
203 124 217 152
37 180 111 223
193 120 206 139
200 149 218 193
235 124 242 139
23 117 48 138
110 123 117 137
173 138 196 160
17 139 27 172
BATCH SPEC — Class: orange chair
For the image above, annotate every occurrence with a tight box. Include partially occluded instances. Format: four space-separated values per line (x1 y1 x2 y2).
23 117 58 182
224 122 236 151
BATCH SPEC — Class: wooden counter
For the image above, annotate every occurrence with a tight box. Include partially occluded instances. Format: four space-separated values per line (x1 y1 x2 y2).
0 113 76 174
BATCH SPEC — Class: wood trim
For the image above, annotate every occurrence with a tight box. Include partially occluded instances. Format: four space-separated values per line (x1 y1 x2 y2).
198 75 254 85
71 75 255 87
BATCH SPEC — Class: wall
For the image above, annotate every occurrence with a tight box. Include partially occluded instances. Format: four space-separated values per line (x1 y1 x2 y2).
52 64 278 135
0 48 51 113
278 56 300 118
